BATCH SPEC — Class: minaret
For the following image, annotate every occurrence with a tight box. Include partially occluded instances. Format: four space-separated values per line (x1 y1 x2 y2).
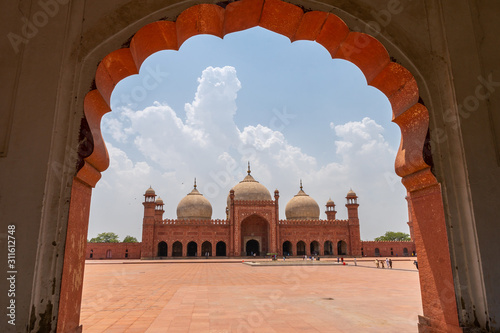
345 189 361 256
141 186 156 259
345 188 359 222
154 196 165 221
325 198 337 220
143 186 156 219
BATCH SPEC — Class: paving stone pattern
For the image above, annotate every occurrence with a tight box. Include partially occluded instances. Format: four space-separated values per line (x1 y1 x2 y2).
80 259 422 332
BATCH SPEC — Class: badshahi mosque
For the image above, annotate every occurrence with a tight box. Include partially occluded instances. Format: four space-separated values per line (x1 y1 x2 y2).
137 164 413 259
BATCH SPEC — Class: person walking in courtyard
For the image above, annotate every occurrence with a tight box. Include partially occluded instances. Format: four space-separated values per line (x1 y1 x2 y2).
389 258 393 269
385 258 389 268
354 257 357 266
413 260 418 270
375 259 380 268
381 260 385 268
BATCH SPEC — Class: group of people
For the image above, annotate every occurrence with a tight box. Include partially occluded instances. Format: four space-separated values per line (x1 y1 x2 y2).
302 255 320 261
374 258 393 269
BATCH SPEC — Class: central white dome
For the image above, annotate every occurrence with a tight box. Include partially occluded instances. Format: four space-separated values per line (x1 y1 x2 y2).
227 167 272 206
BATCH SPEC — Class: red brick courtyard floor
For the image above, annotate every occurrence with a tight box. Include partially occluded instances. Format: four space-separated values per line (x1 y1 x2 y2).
80 258 422 332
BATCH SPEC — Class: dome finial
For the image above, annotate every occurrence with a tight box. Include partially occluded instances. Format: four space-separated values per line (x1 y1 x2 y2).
300 179 303 191
194 178 197 189
247 161 251 175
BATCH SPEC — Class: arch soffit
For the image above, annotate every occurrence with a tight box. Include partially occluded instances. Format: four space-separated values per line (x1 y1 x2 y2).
79 0 433 194
240 212 270 224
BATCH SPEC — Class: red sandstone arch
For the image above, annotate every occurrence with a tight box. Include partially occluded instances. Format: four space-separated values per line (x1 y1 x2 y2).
60 0 460 332
240 214 269 255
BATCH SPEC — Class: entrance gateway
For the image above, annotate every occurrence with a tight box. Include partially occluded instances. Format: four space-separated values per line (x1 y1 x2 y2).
245 239 260 256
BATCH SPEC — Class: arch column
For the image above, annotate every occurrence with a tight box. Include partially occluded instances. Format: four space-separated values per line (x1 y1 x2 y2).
404 175 460 332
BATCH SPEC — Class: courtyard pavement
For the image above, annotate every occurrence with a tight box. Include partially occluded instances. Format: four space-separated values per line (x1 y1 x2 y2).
80 258 422 332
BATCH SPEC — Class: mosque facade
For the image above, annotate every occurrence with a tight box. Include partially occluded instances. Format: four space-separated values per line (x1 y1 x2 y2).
138 165 387 259
86 165 416 259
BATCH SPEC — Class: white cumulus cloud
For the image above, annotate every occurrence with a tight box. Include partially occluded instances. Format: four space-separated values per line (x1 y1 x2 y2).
89 66 408 242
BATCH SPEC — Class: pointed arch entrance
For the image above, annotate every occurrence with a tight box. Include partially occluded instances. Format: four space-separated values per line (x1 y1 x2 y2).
324 241 333 255
296 241 306 256
59 1 461 332
157 241 167 257
282 241 292 256
172 241 183 257
240 214 269 256
202 241 212 256
187 241 198 257
216 241 226 256
310 241 320 255
245 239 260 256
337 240 347 255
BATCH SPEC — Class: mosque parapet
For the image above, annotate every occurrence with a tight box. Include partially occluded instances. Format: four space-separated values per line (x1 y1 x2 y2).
159 219 228 225
279 219 349 225
232 199 275 205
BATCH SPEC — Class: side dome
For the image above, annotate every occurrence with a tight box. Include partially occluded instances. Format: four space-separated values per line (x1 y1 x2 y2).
347 188 357 197
285 181 320 220
177 180 212 220
145 186 155 195
226 164 272 206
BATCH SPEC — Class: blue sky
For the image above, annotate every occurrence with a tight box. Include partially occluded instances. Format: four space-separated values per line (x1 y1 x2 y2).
88 27 409 241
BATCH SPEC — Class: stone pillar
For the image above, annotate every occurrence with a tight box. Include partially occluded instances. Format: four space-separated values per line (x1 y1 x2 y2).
57 177 91 333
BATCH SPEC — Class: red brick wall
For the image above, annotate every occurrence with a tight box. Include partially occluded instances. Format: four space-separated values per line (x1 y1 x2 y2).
147 220 231 258
86 242 142 259
361 241 416 257
279 221 353 256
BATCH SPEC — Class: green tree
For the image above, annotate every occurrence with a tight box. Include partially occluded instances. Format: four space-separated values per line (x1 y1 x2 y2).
88 232 120 243
122 235 138 243
374 231 411 242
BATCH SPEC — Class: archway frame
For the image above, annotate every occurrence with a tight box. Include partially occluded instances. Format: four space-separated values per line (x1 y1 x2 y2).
157 241 168 257
202 240 212 256
296 240 306 256
239 213 270 256
216 241 227 256
58 0 460 332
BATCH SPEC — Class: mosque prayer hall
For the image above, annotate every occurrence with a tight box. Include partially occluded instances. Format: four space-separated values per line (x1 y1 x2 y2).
116 164 415 260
